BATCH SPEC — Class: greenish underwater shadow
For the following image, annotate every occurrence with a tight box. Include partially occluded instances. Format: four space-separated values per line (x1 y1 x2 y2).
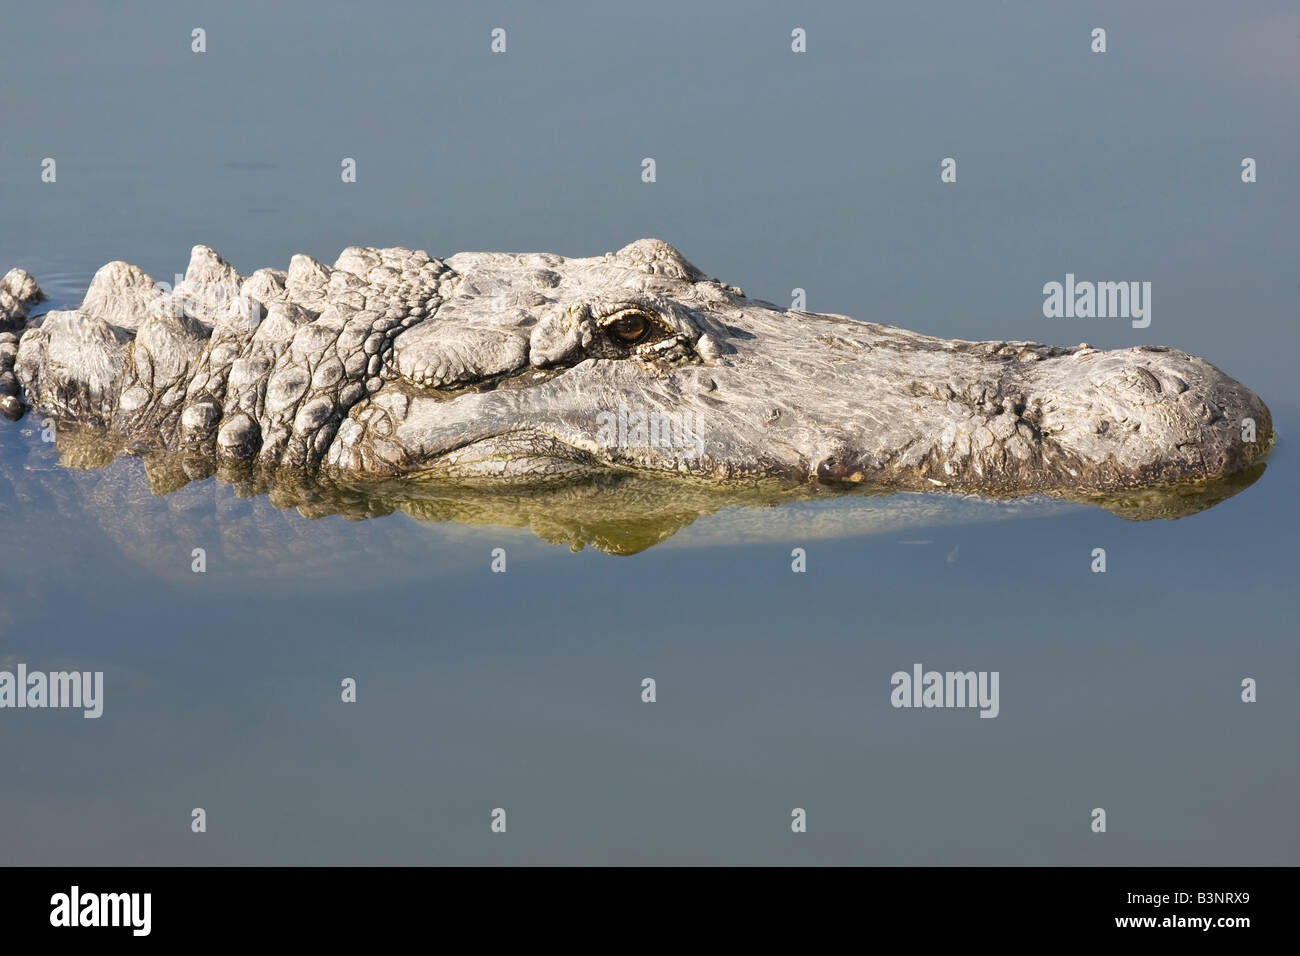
13 422 1270 556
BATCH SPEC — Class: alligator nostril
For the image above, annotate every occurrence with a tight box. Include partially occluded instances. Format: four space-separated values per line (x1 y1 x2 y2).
1132 367 1162 393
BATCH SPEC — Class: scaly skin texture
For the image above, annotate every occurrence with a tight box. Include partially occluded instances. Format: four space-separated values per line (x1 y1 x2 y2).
0 240 1274 502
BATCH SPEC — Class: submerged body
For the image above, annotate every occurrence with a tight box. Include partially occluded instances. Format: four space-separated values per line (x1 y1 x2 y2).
0 239 1273 507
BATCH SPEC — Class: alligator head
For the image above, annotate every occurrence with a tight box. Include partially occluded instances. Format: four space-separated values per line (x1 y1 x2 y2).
0 239 1274 512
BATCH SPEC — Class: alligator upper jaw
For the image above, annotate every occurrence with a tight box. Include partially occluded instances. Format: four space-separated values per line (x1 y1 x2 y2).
804 346 1274 497
345 324 1274 517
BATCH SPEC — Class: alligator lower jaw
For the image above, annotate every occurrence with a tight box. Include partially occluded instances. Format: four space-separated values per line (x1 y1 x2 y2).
392 426 1275 522
22 416 1271 539
380 449 1275 522
815 429 1276 496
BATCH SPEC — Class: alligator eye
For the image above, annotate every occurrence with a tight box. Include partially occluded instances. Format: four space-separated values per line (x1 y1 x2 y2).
607 312 649 344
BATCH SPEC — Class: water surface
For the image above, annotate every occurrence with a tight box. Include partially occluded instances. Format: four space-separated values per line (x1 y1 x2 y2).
1 0 1296 865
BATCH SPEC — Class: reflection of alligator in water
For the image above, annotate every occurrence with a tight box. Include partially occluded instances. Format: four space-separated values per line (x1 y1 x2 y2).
0 418 1270 560
0 239 1273 547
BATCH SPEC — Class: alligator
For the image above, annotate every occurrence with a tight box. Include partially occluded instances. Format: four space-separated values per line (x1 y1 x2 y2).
0 239 1274 521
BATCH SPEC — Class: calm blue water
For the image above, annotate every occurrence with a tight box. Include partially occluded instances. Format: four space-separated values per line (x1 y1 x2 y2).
0 0 1296 864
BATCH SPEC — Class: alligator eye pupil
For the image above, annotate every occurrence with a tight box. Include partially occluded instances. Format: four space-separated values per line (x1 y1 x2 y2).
610 313 648 343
